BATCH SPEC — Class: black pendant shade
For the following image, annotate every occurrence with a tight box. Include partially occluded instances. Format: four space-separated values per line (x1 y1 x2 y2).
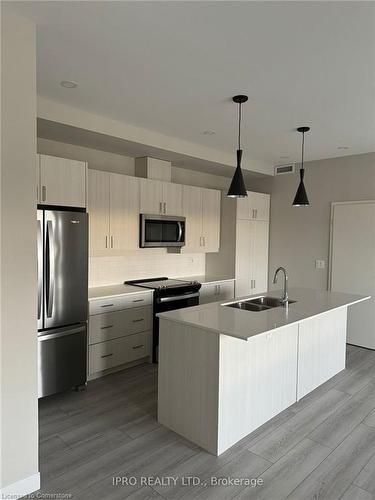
227 95 248 198
293 126 310 206
293 168 309 206
227 149 247 198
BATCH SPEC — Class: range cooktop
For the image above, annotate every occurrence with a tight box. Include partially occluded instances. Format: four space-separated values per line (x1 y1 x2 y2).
124 277 200 290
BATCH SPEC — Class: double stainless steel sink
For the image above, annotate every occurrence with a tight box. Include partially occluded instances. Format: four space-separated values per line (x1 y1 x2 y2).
224 296 296 312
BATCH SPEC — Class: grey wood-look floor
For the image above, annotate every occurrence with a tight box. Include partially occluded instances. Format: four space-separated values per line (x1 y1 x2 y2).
32 345 375 500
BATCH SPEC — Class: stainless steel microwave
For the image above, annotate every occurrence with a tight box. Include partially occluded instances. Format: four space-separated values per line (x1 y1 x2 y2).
140 214 186 248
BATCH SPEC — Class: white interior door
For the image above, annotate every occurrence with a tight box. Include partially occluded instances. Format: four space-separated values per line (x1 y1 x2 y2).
330 202 375 349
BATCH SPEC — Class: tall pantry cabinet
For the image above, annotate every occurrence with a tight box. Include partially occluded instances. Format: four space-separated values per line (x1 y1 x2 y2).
235 192 270 296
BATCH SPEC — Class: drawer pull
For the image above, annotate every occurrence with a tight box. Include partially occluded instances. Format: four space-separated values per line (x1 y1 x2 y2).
101 353 114 358
132 318 144 323
100 325 114 330
132 344 144 350
132 299 144 303
101 304 114 308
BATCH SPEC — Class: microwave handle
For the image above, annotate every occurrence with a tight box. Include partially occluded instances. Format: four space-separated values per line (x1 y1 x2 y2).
177 221 183 242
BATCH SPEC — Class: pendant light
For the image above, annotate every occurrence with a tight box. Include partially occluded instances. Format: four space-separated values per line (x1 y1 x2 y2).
293 126 310 206
227 95 248 198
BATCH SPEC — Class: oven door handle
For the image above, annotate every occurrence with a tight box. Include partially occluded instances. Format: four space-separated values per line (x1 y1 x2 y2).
157 292 200 304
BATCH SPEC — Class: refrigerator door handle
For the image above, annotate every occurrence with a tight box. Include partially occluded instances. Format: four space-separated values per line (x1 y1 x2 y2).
46 220 55 318
38 325 86 341
37 218 43 321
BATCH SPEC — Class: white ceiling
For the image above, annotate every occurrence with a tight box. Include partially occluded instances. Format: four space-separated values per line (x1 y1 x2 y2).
9 1 375 167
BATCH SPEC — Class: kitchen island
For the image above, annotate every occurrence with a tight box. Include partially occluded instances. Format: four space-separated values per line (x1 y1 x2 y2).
157 287 369 455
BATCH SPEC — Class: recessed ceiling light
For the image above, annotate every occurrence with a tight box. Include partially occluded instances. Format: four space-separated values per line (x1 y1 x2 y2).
337 146 349 150
203 130 215 135
60 80 78 89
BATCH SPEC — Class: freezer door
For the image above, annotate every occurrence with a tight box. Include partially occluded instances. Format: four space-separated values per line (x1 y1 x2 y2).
37 210 44 330
38 324 87 398
44 210 88 329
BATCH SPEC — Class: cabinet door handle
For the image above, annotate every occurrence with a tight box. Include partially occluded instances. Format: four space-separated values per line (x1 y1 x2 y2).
100 325 114 330
42 185 46 202
164 202 166 214
203 236 206 247
105 236 108 249
101 303 114 308
255 209 258 219
101 353 114 358
218 285 221 294
133 299 144 303
199 236 202 247
111 235 114 248
132 318 144 323
132 344 144 350
159 202 163 214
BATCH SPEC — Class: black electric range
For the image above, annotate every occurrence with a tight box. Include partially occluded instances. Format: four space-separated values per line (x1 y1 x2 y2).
125 277 201 362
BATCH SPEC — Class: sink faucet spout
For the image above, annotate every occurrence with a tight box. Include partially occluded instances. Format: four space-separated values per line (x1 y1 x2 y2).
273 267 289 303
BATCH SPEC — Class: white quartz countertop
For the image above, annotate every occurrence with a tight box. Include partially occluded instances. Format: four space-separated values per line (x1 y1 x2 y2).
88 284 153 301
88 276 235 301
157 287 370 341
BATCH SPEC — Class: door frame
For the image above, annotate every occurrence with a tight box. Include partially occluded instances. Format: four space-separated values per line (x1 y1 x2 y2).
328 200 375 291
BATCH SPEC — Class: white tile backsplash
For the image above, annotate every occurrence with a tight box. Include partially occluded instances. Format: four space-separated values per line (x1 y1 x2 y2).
89 250 205 287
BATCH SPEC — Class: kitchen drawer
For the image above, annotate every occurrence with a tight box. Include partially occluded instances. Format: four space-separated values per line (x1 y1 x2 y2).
88 331 151 375
89 306 152 345
89 292 152 315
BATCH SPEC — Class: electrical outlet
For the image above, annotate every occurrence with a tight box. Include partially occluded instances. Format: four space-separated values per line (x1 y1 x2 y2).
315 259 325 269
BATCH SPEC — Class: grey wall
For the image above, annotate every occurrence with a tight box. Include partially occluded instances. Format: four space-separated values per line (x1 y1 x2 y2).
1 9 39 491
251 153 375 290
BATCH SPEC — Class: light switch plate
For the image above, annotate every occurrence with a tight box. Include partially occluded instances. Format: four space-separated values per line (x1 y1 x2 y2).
315 259 325 269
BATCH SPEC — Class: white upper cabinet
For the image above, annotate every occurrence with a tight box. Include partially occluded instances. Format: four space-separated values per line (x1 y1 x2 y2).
237 191 270 221
163 182 183 216
88 169 139 254
88 169 110 254
182 185 202 250
202 189 221 252
38 154 87 208
182 185 221 253
139 178 164 214
139 178 182 216
109 173 139 251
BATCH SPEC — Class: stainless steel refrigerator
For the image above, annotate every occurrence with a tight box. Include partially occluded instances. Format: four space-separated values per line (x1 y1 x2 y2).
37 209 88 398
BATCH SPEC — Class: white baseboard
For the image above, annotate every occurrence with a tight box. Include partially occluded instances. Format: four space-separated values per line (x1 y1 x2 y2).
0 472 40 499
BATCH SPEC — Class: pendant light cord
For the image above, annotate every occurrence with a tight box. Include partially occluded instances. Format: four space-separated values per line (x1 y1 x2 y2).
301 130 305 169
238 102 242 150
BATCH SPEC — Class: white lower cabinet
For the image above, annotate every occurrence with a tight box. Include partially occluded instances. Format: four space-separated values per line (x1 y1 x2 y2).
200 280 235 304
89 306 152 345
158 306 349 456
297 308 347 399
89 331 151 375
218 324 298 453
88 292 152 378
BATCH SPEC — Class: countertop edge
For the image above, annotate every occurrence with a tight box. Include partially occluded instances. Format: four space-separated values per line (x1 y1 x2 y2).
157 294 370 341
88 289 154 301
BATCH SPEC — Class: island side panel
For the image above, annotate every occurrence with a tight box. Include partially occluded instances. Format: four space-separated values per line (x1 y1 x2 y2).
158 318 220 455
217 324 299 455
297 307 347 400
